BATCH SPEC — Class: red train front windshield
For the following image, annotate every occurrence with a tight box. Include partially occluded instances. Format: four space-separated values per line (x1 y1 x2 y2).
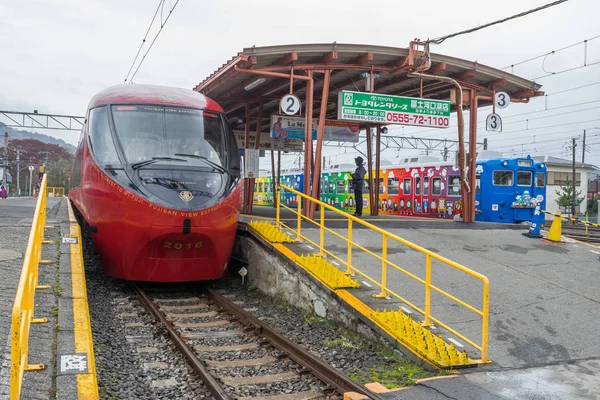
111 105 227 168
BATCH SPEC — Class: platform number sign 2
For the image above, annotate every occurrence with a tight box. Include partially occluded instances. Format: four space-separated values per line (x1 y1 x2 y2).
280 94 301 116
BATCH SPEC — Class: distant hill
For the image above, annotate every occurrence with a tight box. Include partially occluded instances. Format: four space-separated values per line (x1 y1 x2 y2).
0 122 76 153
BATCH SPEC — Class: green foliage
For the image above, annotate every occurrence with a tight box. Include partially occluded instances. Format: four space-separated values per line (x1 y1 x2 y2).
324 330 364 349
304 314 327 324
51 307 59 318
247 284 258 292
46 158 72 193
555 177 585 208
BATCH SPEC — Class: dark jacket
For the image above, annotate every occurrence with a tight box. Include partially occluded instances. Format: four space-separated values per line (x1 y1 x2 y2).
351 166 366 192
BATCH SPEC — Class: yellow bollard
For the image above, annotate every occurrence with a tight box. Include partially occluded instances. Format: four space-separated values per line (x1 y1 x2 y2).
542 213 565 245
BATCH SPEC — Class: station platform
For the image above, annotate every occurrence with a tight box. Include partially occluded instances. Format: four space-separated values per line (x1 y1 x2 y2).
0 197 97 399
241 205 600 399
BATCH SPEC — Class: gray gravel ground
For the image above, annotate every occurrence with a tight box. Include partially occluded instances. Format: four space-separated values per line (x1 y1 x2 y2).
209 276 436 389
84 253 210 399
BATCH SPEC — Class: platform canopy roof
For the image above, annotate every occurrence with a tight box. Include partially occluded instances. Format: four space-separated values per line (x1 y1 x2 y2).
194 43 543 132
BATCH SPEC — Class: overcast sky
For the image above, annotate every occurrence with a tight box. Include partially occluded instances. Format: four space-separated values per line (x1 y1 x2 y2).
1 0 599 170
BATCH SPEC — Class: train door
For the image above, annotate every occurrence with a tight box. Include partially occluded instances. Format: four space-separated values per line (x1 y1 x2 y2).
414 174 423 215
422 175 431 215
513 167 536 222
431 175 443 217
446 175 462 218
386 171 399 215
532 169 546 214
401 176 412 215
489 169 514 222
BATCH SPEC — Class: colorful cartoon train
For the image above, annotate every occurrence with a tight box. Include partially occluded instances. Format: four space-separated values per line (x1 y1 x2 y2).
253 152 547 224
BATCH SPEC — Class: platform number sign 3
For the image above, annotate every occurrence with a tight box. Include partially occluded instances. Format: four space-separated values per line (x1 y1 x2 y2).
280 94 301 116
486 113 502 132
495 92 510 109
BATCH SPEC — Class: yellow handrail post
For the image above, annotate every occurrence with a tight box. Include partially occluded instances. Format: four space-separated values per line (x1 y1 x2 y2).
346 218 353 275
275 186 281 229
423 254 432 326
481 278 490 363
319 203 325 256
297 195 302 241
373 234 388 298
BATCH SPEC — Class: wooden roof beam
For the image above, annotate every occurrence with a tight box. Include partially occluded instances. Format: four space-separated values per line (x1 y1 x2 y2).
278 52 298 65
453 68 477 81
239 55 257 69
425 62 447 74
355 52 374 65
319 51 338 64
512 89 535 99
487 78 507 89
389 57 408 74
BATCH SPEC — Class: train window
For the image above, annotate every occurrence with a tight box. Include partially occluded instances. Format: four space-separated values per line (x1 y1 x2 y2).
388 178 399 195
476 175 481 193
337 181 345 194
377 178 384 194
88 107 120 165
536 172 545 187
403 178 411 195
517 171 532 186
259 183 264 192
71 141 83 188
432 177 441 195
112 106 227 168
415 177 421 195
424 177 430 195
493 170 514 186
448 176 461 196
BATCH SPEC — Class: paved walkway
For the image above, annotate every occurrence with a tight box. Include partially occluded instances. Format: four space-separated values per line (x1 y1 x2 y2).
0 197 63 399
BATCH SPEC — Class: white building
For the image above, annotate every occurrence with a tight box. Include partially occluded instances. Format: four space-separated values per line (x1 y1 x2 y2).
532 156 598 217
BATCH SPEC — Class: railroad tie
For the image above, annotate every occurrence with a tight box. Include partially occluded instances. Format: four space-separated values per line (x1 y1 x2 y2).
236 389 324 400
205 355 277 368
220 372 301 386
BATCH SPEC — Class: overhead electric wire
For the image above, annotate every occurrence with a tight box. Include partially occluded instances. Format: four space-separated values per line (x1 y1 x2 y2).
124 0 165 83
532 61 600 80
427 0 569 45
128 0 181 83
502 34 600 70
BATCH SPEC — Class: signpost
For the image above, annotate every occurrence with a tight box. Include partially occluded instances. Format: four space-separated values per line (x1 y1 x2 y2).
337 90 451 128
28 165 34 197
495 92 510 109
234 131 304 152
270 115 360 141
280 94 301 116
486 113 502 132
244 149 259 178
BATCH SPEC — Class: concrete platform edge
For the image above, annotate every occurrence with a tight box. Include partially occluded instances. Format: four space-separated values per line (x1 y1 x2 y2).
56 199 99 400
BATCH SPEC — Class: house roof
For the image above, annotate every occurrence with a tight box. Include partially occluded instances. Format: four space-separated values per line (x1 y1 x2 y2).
532 156 598 170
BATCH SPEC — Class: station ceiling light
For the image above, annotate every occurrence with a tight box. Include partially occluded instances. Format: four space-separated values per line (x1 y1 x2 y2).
244 78 266 91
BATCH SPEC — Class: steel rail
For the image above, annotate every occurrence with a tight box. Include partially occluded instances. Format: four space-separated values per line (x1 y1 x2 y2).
131 283 232 400
206 289 385 400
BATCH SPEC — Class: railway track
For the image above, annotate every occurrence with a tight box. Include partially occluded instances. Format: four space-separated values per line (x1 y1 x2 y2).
542 223 600 244
131 284 382 400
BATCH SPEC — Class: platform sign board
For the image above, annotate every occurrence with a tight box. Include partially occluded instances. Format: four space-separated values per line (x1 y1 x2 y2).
244 149 260 178
270 115 360 142
234 131 304 152
338 90 451 128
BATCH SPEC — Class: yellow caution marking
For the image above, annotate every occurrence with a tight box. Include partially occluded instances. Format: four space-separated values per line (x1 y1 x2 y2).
295 255 360 290
248 220 294 243
372 309 474 368
68 202 99 399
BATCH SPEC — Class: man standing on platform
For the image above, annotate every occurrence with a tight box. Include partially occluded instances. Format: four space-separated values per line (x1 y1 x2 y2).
351 156 366 217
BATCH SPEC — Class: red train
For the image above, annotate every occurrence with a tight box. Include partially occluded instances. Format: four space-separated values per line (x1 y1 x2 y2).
69 84 241 282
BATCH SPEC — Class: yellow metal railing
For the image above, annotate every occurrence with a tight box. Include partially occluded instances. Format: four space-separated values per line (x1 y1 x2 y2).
47 187 65 197
11 175 52 399
276 184 490 364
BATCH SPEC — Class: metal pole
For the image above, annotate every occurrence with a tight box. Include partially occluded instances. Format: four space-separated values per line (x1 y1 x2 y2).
572 137 577 220
16 150 20 196
28 170 33 197
374 125 381 216
407 72 468 222
303 70 314 217
310 69 331 218
582 130 586 163
3 132 7 187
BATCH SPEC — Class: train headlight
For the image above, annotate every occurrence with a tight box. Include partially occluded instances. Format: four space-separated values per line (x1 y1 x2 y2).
502 160 508 167
540 163 546 169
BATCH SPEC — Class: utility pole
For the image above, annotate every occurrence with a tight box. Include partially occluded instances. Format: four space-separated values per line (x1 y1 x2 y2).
572 137 577 219
582 129 586 163
2 132 7 186
16 149 20 196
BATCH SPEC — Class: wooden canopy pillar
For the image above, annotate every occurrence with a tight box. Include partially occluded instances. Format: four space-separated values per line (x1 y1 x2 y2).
303 70 314 217
308 69 331 219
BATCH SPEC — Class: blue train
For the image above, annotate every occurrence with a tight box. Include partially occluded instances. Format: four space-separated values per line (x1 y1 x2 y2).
254 152 547 224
